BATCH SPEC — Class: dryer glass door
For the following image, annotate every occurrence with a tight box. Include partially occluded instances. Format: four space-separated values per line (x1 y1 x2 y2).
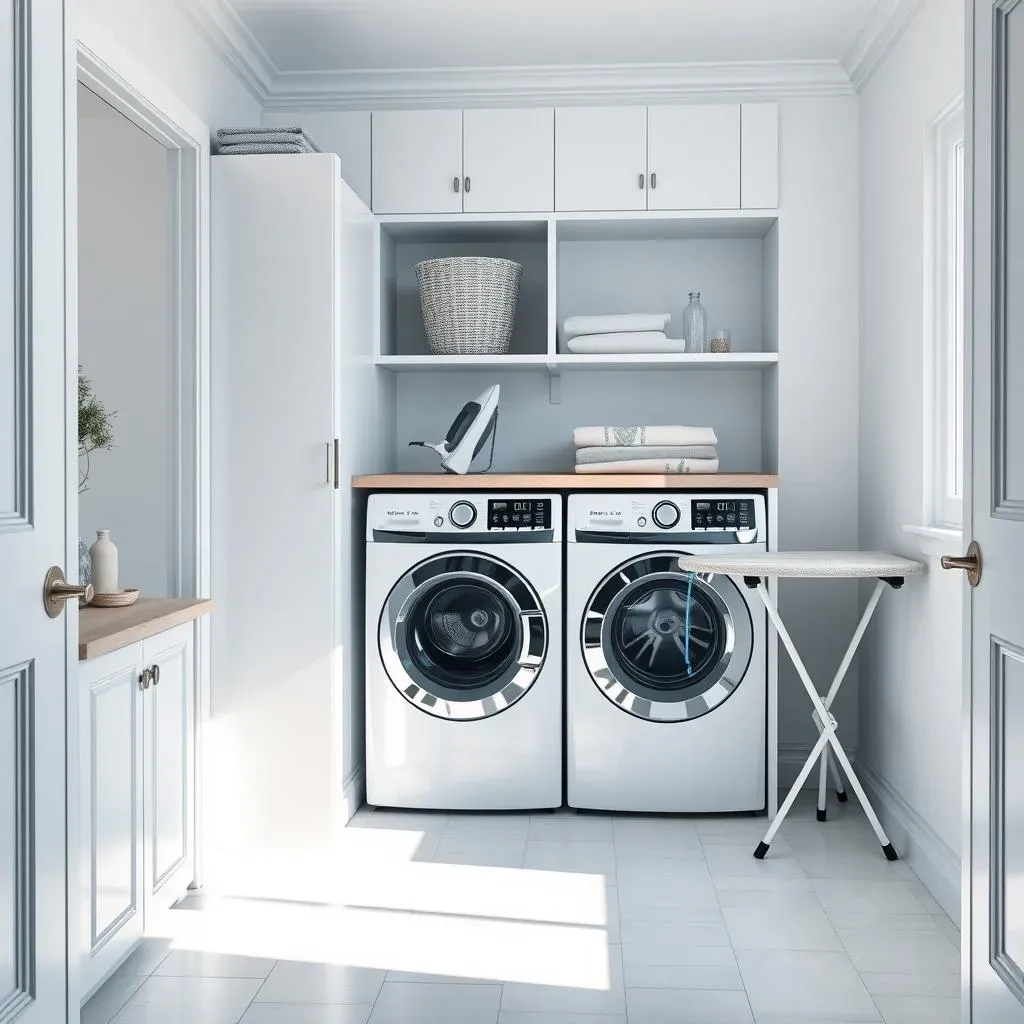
583 553 753 722
380 553 548 721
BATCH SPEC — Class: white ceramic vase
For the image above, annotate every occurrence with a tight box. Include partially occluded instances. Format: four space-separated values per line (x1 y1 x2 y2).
90 530 119 595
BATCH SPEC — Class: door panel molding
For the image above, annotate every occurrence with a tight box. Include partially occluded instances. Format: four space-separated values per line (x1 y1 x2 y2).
991 0 1024 519
0 0 31 532
990 636 1024 1005
0 661 34 1023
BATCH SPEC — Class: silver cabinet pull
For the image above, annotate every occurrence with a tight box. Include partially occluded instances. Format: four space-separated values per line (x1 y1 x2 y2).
638 173 645 189
139 668 152 691
333 438 340 491
464 176 471 193
651 172 657 189
152 664 161 686
453 176 460 192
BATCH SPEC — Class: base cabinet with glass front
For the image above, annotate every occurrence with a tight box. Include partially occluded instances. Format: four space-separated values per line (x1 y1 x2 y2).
78 621 196 998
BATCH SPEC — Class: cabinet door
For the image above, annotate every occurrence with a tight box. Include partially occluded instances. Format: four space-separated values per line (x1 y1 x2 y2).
371 110 464 214
741 103 779 209
142 623 194 919
463 108 554 213
647 104 741 210
555 106 647 211
79 644 145 997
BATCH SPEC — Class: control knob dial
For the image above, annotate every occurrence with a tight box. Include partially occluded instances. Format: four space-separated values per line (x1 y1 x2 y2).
652 500 681 530
448 500 477 529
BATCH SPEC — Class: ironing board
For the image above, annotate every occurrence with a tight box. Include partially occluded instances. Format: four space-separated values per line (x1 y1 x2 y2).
676 551 924 860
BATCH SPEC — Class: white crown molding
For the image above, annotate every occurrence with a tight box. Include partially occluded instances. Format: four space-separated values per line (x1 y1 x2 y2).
177 0 278 101
842 0 925 92
258 59 853 111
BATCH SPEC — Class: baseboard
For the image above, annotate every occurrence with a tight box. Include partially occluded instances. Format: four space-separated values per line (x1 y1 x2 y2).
857 760 961 925
778 742 857 789
341 762 366 823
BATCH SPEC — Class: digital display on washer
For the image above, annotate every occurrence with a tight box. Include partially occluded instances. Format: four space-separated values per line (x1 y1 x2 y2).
488 498 551 530
692 498 755 530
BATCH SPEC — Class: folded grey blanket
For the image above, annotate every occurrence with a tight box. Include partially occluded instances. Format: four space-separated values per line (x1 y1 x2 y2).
577 445 718 464
216 126 321 152
217 142 316 155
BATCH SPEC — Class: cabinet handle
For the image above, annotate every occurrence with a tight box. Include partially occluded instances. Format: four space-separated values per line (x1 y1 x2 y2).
464 176 471 193
325 441 331 485
638 173 645 190
333 438 340 491
152 664 161 686
453 176 460 193
651 172 657 189
139 668 152 691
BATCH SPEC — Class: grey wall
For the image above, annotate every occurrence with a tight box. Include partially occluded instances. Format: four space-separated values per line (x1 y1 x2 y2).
78 88 175 597
857 0 964 920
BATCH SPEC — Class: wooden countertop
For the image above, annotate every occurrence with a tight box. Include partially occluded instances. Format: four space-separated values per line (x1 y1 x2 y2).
79 598 213 661
352 473 778 490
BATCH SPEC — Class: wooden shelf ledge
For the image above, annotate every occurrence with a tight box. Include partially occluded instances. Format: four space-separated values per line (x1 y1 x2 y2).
79 597 213 661
353 473 778 491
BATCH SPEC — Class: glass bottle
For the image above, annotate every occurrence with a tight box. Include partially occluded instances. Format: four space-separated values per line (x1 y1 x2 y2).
683 292 707 353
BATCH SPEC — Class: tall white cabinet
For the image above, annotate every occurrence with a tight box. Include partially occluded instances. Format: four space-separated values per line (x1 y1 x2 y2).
211 155 386 890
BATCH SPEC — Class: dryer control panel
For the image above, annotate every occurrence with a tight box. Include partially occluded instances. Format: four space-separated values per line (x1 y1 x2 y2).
570 492 767 544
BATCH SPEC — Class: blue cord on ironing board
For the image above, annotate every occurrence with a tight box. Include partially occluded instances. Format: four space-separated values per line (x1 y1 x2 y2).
684 572 694 676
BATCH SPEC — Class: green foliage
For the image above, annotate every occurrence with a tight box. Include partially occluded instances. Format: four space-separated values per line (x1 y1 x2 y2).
78 371 114 492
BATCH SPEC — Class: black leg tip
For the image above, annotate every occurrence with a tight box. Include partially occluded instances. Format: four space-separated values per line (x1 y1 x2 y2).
816 808 827 822
836 789 849 803
882 842 899 861
753 841 770 860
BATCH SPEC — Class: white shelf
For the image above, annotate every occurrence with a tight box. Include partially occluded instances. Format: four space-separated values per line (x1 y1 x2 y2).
376 352 778 372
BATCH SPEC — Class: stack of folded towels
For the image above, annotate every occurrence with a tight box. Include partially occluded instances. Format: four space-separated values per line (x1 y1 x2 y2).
216 126 321 155
574 425 720 474
562 313 679 354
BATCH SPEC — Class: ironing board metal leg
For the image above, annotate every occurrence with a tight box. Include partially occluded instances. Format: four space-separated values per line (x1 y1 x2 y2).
756 723 833 857
817 747 830 821
825 733 897 857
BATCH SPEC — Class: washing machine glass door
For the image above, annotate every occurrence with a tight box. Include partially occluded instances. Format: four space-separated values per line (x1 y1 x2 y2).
380 552 548 721
583 553 753 722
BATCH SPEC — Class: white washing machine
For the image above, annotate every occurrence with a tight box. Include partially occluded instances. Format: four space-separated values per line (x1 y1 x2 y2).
366 492 562 810
568 492 767 813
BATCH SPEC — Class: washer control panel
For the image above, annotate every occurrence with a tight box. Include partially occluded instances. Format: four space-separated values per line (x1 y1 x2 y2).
570 493 767 543
368 493 561 542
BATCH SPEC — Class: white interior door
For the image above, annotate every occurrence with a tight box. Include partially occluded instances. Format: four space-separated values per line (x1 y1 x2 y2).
555 106 647 211
0 2 70 1022
371 109 463 214
963 1 1024 1020
462 108 554 213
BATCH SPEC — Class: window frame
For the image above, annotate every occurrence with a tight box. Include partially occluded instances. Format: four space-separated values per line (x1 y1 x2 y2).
923 98 965 531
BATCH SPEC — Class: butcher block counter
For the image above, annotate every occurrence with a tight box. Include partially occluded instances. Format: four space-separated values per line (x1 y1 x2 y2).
352 473 778 490
79 597 213 660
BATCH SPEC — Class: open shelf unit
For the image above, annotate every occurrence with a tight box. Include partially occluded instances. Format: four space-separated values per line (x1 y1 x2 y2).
376 209 781 476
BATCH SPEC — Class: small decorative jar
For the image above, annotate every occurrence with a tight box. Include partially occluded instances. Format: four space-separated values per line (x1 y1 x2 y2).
78 538 92 605
89 530 119 595
710 329 731 354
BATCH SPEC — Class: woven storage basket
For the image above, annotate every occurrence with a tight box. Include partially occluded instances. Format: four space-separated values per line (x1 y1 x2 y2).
415 256 523 355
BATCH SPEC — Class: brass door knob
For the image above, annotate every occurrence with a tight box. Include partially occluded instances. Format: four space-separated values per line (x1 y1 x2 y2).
941 540 982 588
43 566 94 618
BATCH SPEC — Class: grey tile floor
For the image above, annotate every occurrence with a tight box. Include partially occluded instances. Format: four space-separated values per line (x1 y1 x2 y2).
84 793 960 1024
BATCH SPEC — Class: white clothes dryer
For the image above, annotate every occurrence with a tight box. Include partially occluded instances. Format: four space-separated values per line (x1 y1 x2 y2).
567 492 767 813
366 492 562 810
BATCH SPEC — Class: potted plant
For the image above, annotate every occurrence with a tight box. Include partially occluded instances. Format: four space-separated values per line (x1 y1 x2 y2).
78 371 114 589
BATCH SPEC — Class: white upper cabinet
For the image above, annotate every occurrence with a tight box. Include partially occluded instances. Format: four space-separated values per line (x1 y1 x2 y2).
372 110 464 214
741 103 780 209
462 108 554 213
555 106 648 212
647 104 741 210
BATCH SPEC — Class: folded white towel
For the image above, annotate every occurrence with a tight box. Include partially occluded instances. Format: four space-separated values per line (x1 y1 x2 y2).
575 457 720 475
567 332 682 354
574 426 719 448
576 445 718 464
563 313 671 339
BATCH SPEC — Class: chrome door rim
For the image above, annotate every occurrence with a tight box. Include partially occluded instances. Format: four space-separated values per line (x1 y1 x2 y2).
380 553 548 721
582 553 753 722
